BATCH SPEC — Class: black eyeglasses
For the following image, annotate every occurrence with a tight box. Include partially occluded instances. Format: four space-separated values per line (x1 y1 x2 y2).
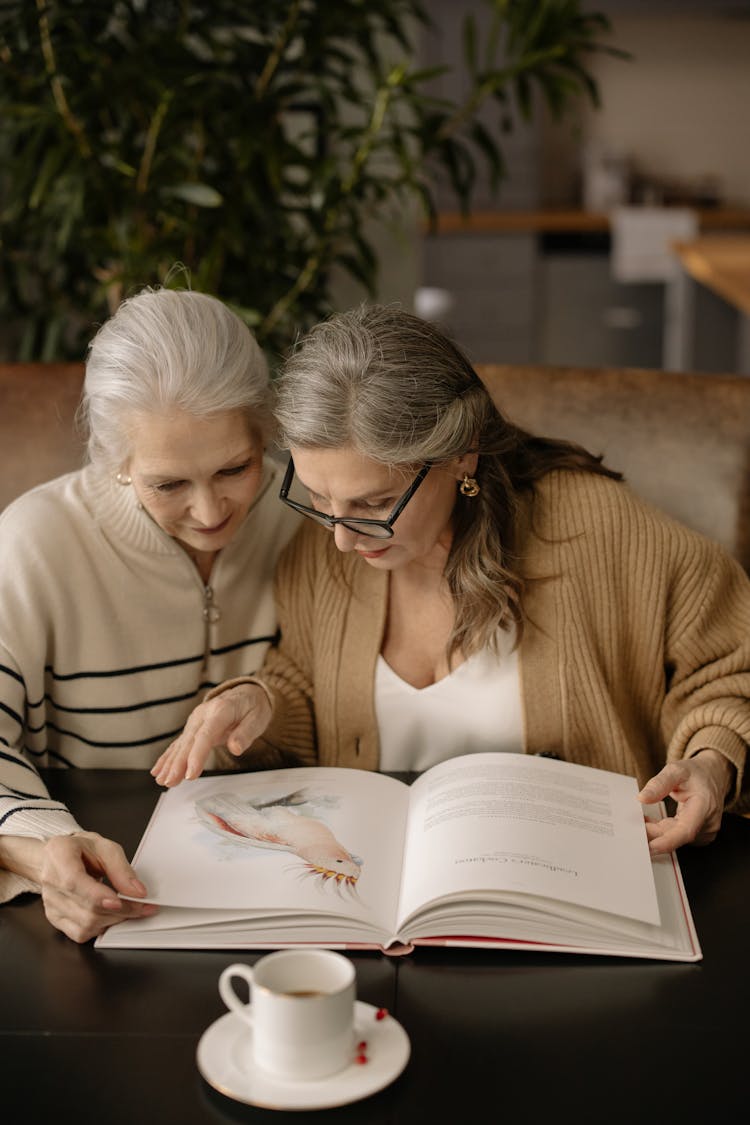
279 456 431 540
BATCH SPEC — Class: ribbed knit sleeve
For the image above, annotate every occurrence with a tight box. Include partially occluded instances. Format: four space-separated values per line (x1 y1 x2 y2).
660 527 750 803
521 472 750 808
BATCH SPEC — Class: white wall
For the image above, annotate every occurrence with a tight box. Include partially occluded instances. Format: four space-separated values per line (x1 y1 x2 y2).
329 206 421 315
546 14 750 206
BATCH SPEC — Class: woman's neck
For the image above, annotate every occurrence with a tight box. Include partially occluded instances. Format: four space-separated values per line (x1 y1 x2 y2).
188 547 217 583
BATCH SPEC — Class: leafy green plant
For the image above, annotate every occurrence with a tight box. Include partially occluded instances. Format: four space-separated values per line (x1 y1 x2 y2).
0 0 620 361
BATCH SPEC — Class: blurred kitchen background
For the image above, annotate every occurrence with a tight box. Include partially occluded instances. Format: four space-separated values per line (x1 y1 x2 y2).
344 0 750 375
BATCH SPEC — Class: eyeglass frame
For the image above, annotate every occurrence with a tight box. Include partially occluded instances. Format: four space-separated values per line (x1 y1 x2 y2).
279 455 431 539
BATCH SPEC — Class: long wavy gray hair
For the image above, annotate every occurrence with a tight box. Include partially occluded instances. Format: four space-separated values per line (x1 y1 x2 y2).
275 303 621 657
79 287 272 473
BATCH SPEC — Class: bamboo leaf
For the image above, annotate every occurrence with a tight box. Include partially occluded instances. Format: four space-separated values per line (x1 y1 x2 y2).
161 182 224 208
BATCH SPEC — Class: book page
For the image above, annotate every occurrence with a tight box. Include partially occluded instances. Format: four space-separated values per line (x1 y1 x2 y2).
396 753 660 930
126 767 410 936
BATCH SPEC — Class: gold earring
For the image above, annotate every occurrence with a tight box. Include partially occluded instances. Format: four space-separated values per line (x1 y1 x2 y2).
459 473 480 497
116 471 132 486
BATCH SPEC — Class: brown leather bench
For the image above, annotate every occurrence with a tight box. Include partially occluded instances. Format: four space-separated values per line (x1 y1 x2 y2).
2 360 749 573
0 362 85 511
477 363 750 574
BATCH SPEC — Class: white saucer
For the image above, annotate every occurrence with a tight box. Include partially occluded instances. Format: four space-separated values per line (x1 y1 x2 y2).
196 1000 410 1111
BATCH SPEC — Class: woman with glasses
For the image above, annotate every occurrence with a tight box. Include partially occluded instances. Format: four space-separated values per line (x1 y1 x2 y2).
154 303 750 855
0 287 300 941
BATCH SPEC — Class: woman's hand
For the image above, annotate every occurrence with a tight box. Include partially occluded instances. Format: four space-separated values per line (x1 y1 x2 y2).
638 749 735 855
0 831 158 943
150 683 272 787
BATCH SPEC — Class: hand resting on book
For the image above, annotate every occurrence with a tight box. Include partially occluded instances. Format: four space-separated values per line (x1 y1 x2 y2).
638 749 736 856
151 682 271 788
0 830 158 943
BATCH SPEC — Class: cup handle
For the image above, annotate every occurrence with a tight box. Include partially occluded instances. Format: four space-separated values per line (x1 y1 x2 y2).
219 963 255 1027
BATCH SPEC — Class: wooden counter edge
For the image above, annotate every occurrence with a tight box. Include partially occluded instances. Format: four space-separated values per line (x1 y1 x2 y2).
426 207 750 236
672 235 750 319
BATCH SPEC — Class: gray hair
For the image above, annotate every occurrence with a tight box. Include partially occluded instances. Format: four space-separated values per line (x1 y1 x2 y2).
275 303 491 466
80 287 272 472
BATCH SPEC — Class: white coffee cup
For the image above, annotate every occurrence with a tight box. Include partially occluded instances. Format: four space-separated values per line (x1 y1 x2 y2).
218 950 356 1081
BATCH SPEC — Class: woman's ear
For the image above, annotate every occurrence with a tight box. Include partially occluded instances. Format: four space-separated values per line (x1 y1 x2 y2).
451 450 479 481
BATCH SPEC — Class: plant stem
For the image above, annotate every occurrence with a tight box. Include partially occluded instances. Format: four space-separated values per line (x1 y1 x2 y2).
254 0 303 99
136 91 174 195
435 45 564 142
36 0 91 158
260 77 397 338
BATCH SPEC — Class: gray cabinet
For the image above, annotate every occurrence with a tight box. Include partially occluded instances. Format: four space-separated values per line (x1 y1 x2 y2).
421 233 740 372
686 285 740 374
537 251 664 368
422 232 536 363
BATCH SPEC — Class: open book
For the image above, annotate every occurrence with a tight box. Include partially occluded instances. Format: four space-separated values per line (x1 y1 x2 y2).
95 753 701 961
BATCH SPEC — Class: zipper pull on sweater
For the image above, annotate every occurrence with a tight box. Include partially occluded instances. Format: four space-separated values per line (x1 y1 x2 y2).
203 584 221 623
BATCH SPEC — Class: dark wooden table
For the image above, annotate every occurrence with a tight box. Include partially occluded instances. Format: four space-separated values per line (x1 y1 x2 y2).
2 770 748 1123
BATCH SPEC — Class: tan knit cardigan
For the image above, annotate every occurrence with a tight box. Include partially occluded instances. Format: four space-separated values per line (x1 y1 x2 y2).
225 471 750 812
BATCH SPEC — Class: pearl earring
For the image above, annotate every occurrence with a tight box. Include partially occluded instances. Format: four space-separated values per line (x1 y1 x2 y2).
116 471 132 486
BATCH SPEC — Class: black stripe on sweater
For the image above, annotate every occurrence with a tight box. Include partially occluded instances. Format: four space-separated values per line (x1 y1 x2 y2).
44 653 205 681
0 700 23 729
0 663 24 686
0 746 37 773
42 633 278 681
28 685 208 718
22 746 78 767
0 803 71 828
211 633 278 656
34 721 186 750
0 785 48 800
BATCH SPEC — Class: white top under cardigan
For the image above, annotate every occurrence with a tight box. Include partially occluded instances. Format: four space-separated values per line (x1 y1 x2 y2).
376 627 524 771
0 457 300 903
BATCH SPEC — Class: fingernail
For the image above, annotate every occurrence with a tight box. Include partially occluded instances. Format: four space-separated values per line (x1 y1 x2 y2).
102 897 122 911
129 877 146 895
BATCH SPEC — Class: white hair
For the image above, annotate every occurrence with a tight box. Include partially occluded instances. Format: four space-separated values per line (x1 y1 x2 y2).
80 287 271 471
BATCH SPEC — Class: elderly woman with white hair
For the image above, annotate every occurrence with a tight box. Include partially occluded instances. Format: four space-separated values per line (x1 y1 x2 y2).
0 287 299 941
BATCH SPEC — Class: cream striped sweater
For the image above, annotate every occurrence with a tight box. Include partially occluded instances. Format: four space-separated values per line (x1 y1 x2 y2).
235 470 750 812
0 459 300 901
